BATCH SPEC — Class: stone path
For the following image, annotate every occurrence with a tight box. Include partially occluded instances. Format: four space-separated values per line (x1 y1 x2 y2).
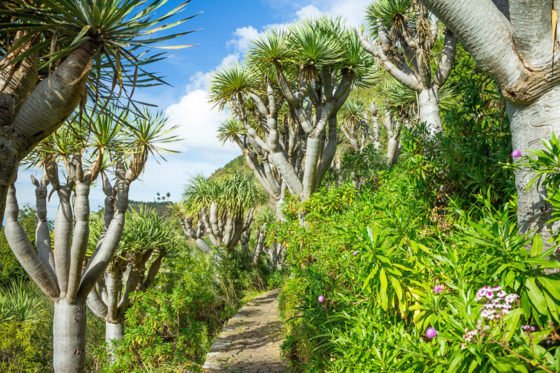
202 289 286 373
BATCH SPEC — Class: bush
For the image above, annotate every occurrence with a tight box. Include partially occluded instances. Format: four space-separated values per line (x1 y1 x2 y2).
276 120 560 371
0 282 52 372
98 246 271 372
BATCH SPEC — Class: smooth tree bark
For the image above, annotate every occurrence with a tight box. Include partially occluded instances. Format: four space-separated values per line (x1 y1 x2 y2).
4 160 135 371
419 0 560 238
383 112 402 166
3 105 163 371
213 20 372 201
179 213 212 252
370 103 382 152
252 223 267 265
198 206 254 252
180 175 260 252
87 250 164 359
87 205 173 360
218 117 295 218
360 2 457 136
0 40 96 223
340 99 375 152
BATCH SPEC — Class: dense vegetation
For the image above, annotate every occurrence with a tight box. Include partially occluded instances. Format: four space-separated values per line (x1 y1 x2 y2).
2 0 560 372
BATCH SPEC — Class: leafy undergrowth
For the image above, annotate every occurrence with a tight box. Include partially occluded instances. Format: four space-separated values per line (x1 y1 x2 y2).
92 248 274 372
276 130 560 372
0 246 273 372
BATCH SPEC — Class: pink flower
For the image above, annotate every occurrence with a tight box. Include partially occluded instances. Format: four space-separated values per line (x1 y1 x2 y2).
318 295 325 304
433 285 444 294
352 251 359 256
425 327 438 340
511 149 522 159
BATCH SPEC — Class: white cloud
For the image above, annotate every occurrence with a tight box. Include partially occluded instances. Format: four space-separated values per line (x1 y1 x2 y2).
165 53 241 156
186 53 240 92
228 0 369 55
318 0 370 27
129 154 240 202
228 26 261 54
166 88 237 154
295 5 323 20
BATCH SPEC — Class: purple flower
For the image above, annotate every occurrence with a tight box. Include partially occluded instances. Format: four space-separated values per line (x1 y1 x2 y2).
433 285 444 294
426 327 438 340
318 295 325 304
511 149 522 159
352 251 359 256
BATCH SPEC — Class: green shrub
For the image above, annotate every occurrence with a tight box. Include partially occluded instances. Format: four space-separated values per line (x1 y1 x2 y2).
0 282 52 372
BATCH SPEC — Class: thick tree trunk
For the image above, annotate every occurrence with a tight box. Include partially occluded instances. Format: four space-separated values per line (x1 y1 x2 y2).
418 88 442 136
302 136 322 199
270 150 303 196
419 0 560 241
0 132 20 226
508 86 560 240
106 321 124 342
105 321 124 363
53 299 86 373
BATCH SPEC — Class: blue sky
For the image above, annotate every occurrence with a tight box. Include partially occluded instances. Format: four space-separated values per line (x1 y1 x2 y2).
16 0 370 212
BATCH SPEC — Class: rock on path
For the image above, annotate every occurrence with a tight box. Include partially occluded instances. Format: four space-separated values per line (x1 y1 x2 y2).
202 289 286 373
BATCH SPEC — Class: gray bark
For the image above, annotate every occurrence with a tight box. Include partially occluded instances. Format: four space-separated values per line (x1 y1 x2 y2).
509 0 552 67
420 0 522 91
106 321 124 343
418 88 442 136
105 322 123 363
31 175 55 272
387 136 400 166
53 299 86 373
0 41 95 224
360 8 456 137
4 184 60 298
419 0 560 238
384 113 402 166
196 238 211 253
508 86 560 240
7 158 136 372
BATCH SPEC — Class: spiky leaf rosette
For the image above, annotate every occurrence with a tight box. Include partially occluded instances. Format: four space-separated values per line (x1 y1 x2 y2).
366 0 414 36
0 0 197 107
24 106 179 183
182 174 264 217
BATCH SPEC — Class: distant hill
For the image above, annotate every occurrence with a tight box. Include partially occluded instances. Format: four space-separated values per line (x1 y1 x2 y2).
209 156 252 181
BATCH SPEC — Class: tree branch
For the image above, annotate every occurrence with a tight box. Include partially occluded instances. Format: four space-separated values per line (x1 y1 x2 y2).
4 184 60 299
509 0 552 66
434 28 457 89
86 286 108 319
360 32 421 91
420 0 523 89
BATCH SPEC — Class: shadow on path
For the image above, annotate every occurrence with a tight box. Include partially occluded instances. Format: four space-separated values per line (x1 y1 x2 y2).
202 289 286 373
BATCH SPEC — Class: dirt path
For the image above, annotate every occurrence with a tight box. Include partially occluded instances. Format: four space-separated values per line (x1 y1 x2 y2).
202 289 286 372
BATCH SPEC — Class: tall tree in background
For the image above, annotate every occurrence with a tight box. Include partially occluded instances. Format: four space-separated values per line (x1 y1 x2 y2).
212 18 374 201
217 117 290 214
360 0 456 136
87 207 179 359
0 0 194 223
3 109 178 372
178 174 262 252
419 0 560 239
339 99 375 152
